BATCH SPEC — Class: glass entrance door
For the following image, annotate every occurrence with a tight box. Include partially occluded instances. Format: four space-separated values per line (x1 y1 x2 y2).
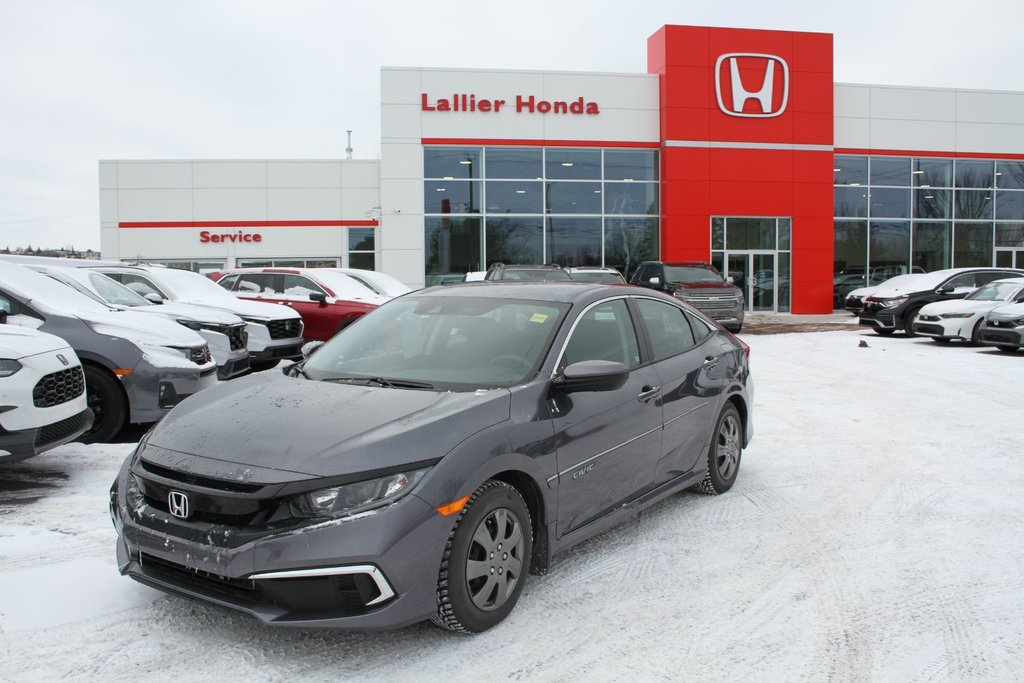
726 252 778 312
996 249 1024 268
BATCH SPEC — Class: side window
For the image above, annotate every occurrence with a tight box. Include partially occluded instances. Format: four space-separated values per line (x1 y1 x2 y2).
0 292 11 314
236 273 275 294
636 299 697 360
282 275 327 296
561 300 640 369
973 272 1006 287
943 273 975 290
217 274 238 291
686 310 713 343
633 265 650 283
117 274 165 299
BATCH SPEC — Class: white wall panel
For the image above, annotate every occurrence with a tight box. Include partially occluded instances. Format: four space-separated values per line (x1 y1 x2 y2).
115 162 192 189
870 87 956 122
99 189 118 223
834 84 870 119
833 117 871 148
380 178 423 216
100 226 119 257
193 162 268 188
118 189 193 221
869 118 956 151
99 162 118 189
956 90 1024 125
956 123 1024 155
541 73 659 110
268 161 341 187
378 213 424 251
340 161 380 188
380 142 424 180
339 188 381 218
381 247 427 289
420 69 547 104
543 107 659 142
193 189 268 220
381 104 423 140
268 189 342 220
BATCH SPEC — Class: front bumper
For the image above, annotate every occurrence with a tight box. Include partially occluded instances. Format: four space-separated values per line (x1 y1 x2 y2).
111 466 452 629
0 408 93 462
912 316 977 341
979 325 1023 349
122 360 218 424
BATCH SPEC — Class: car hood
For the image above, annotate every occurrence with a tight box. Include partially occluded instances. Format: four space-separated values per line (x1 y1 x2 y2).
987 302 1024 320
121 301 243 324
846 285 879 298
176 297 301 321
0 326 69 359
868 285 929 299
919 299 1000 316
143 373 513 479
75 308 206 346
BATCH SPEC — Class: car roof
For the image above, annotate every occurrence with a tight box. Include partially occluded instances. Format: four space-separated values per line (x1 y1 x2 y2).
416 281 638 304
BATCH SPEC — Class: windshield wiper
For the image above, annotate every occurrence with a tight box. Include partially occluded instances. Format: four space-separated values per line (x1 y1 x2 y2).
323 376 435 390
287 362 311 379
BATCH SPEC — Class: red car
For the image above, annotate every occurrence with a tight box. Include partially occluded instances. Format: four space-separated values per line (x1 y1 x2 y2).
213 268 383 341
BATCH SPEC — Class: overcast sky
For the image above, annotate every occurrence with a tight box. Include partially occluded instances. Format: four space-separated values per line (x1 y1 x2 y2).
2 0 1022 251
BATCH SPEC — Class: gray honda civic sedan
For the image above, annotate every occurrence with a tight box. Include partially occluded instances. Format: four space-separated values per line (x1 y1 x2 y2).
110 282 753 632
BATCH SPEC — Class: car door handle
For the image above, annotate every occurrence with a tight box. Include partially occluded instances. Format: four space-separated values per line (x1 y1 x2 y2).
637 385 661 403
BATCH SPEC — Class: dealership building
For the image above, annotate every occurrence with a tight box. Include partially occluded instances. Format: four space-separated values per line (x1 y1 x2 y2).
99 25 1024 314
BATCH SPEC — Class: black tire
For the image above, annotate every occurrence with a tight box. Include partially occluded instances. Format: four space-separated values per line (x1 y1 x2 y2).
433 480 532 634
250 359 281 372
970 319 984 346
874 328 895 337
903 307 923 337
932 337 952 344
695 403 743 495
79 365 127 444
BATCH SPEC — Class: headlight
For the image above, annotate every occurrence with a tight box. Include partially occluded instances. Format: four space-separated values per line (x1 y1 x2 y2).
880 296 909 308
290 468 430 519
939 312 975 319
0 359 22 377
240 316 268 326
175 319 204 331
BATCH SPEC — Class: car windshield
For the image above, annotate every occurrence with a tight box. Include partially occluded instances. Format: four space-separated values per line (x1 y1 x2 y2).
304 296 568 389
499 269 572 281
966 280 1024 302
0 264 113 315
570 272 625 283
84 272 151 306
663 266 723 284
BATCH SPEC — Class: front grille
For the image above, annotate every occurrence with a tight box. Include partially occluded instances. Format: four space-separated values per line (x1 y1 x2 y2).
684 296 740 311
269 343 302 359
267 319 303 340
32 366 85 408
189 346 213 365
34 410 89 448
989 319 1024 329
982 330 1020 344
227 325 248 351
139 459 264 493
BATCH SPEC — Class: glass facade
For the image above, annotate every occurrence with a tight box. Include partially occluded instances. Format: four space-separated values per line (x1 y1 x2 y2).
833 154 1024 306
424 146 659 284
710 217 792 313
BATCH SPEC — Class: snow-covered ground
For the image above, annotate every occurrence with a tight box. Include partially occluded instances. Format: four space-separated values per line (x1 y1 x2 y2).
1 329 1022 681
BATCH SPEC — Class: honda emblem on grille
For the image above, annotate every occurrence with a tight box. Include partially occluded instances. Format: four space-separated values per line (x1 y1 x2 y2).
168 491 190 519
56 354 70 366
715 53 789 118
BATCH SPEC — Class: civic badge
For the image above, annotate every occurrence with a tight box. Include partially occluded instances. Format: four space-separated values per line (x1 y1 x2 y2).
168 491 190 519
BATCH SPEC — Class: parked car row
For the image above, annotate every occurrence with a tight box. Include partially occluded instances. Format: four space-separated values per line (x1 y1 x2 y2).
852 266 1024 352
1 257 408 454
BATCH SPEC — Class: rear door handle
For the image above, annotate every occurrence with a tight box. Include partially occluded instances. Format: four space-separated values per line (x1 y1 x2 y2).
637 385 661 403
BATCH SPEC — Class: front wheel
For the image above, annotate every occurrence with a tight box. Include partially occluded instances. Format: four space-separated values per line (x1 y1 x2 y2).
433 480 532 633
874 328 895 337
695 403 743 495
80 365 127 443
903 307 923 337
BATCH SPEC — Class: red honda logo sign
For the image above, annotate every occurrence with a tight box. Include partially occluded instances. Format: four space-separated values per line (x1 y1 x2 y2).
714 53 789 118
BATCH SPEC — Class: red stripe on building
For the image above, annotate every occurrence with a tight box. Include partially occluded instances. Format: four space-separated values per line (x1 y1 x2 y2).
118 220 379 228
421 138 661 148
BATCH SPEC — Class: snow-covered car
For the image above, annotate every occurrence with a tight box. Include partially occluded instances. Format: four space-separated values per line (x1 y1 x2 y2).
843 272 929 314
860 268 1024 337
109 283 753 633
913 277 1024 344
331 268 412 298
93 266 304 372
212 268 380 342
978 302 1024 353
32 265 251 380
0 264 216 442
0 324 92 462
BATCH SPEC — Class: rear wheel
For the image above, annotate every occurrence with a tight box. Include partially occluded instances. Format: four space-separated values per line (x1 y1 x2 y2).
903 307 923 337
695 403 743 495
970 319 984 346
433 480 532 633
80 365 127 444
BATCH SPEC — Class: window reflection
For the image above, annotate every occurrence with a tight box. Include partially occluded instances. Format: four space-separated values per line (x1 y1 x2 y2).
545 149 601 180
485 217 543 266
954 223 994 267
546 181 602 214
912 222 951 271
955 160 994 188
424 148 481 179
546 218 601 267
870 157 911 186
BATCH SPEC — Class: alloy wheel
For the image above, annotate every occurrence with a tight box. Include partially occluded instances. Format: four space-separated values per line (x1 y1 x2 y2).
465 507 525 611
715 414 741 480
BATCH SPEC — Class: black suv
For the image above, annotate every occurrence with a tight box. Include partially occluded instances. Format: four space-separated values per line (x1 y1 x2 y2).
859 267 1024 336
484 263 573 281
630 261 744 332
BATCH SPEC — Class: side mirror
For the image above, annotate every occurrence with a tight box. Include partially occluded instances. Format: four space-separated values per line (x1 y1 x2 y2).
301 340 325 359
726 276 735 284
936 285 954 294
309 292 328 307
144 292 163 304
552 360 629 393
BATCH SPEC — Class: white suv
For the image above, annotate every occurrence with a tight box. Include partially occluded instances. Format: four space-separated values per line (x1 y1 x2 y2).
0 324 92 462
